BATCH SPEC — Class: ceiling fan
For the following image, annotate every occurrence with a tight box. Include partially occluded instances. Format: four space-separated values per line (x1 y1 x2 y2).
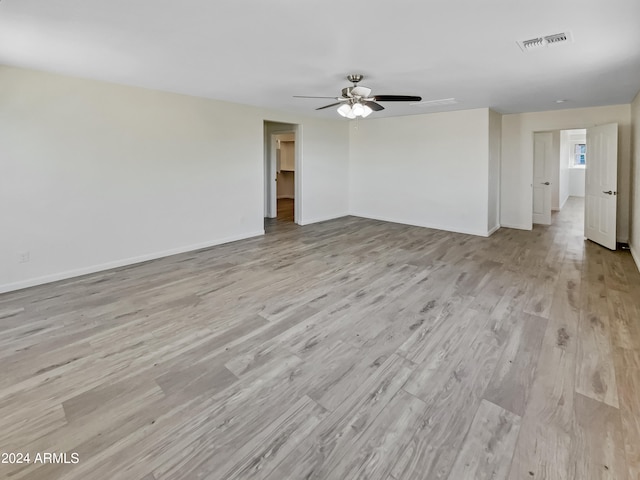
294 74 422 118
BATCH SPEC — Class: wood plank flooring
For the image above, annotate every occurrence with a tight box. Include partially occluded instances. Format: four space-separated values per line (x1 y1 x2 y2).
1 197 639 480
276 198 294 222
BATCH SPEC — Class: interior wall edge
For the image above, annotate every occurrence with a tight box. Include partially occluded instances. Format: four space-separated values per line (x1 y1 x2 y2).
487 224 501 236
630 87 640 271
630 245 640 274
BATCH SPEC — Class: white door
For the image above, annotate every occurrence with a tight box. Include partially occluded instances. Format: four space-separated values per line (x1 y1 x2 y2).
266 133 279 218
585 123 618 250
533 132 553 225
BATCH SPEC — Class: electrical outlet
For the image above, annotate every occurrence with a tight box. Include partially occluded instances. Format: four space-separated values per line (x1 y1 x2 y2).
18 251 30 263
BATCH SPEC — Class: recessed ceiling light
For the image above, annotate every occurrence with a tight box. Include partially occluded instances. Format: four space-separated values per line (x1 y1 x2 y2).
555 99 567 103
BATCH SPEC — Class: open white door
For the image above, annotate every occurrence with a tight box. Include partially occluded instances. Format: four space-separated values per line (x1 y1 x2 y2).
267 134 279 218
533 132 553 225
585 123 618 250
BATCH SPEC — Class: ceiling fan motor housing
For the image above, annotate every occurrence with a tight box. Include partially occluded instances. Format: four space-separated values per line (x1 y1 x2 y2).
295 73 421 115
342 87 354 98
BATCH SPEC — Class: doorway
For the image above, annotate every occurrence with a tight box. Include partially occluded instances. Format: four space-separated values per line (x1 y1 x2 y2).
263 121 301 227
532 125 618 250
558 129 586 212
275 132 295 221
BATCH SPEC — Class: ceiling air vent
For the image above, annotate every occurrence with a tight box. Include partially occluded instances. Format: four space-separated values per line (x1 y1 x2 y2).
545 32 569 44
520 37 546 51
517 31 573 52
410 98 457 107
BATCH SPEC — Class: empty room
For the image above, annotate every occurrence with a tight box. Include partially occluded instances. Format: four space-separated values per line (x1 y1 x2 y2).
2 1 640 479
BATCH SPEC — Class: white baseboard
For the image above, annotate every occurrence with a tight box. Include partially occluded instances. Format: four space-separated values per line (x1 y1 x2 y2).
630 244 640 274
349 212 492 237
559 195 569 210
0 230 265 294
500 222 533 231
298 213 349 226
487 224 501 237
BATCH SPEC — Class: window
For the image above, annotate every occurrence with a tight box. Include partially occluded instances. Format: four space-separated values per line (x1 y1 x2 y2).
574 143 586 166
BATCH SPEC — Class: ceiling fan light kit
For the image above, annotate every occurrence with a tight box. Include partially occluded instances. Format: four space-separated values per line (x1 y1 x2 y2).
295 74 422 119
338 102 373 119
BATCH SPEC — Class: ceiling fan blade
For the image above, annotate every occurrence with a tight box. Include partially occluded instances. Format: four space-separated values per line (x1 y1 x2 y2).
373 95 422 102
351 86 372 98
316 102 344 110
364 101 385 111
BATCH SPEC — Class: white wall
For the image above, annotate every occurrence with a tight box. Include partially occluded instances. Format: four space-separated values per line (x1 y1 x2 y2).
488 110 502 233
501 105 632 239
569 169 586 197
349 108 492 236
0 66 349 292
293 118 349 225
631 89 640 269
550 131 561 210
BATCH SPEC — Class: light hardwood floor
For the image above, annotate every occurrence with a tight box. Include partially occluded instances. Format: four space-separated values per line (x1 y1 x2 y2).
1 197 639 480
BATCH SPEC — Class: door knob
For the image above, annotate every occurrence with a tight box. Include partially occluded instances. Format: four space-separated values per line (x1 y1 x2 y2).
603 190 612 195
541 182 550 185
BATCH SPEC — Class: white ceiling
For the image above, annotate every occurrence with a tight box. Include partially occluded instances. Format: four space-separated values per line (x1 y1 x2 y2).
1 0 639 119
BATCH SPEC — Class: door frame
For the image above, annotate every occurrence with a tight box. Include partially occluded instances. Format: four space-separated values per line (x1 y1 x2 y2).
263 121 301 224
268 133 279 218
